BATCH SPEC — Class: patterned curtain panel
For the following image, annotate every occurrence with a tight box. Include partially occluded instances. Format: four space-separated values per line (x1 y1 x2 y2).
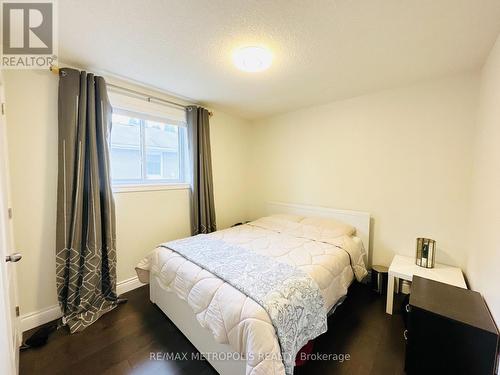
187 107 216 235
56 68 118 333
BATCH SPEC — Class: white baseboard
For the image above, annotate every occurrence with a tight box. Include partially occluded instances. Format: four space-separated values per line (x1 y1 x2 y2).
20 275 144 332
20 305 62 333
116 275 144 296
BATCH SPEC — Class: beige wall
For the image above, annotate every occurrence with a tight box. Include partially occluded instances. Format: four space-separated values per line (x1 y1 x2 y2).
210 110 252 229
466 35 500 324
3 70 252 315
249 74 480 268
4 71 58 315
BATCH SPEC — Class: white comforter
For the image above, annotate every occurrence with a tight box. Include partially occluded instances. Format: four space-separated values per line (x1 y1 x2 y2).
136 215 367 375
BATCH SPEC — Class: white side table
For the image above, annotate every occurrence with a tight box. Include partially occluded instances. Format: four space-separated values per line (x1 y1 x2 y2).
386 255 467 314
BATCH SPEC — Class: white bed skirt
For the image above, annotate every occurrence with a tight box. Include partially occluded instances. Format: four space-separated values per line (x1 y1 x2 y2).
150 276 247 375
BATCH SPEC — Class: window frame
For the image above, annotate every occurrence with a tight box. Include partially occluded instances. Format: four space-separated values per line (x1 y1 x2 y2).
110 108 190 193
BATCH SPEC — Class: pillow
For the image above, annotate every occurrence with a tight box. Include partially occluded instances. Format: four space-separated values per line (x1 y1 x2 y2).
269 213 304 222
247 215 302 232
300 217 355 237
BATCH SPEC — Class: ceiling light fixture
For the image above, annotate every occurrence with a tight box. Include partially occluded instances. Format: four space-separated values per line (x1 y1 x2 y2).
233 46 273 72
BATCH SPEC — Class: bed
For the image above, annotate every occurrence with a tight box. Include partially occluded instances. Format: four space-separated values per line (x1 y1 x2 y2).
136 202 371 375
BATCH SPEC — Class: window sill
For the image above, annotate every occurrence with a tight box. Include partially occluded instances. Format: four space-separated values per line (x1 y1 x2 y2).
112 183 190 193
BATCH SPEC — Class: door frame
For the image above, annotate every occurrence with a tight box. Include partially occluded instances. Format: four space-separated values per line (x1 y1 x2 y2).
0 76 20 375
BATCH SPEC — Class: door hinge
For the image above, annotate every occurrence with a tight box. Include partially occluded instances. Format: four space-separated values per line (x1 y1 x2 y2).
15 306 19 317
1 103 4 115
8 208 12 219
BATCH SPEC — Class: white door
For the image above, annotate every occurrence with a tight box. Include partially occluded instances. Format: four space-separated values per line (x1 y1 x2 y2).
0 81 21 375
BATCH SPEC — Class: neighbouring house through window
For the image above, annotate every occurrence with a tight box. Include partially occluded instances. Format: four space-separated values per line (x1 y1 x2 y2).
109 91 189 188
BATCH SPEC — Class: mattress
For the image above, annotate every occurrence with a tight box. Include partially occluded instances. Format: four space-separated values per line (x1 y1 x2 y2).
136 215 367 375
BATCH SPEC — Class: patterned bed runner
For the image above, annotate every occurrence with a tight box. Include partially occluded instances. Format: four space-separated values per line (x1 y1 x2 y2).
162 235 328 375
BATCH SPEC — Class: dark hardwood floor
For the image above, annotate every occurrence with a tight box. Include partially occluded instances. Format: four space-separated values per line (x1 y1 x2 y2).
20 283 406 375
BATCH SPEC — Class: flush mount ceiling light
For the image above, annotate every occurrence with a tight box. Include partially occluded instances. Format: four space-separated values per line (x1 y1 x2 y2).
232 46 273 72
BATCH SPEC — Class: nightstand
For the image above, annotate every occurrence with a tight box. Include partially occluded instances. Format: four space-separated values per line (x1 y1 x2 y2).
386 255 466 314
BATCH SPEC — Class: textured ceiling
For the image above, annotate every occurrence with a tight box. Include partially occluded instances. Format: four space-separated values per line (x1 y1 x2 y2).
59 0 500 119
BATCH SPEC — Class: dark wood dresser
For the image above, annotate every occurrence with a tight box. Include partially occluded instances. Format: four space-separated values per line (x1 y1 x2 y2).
405 276 499 375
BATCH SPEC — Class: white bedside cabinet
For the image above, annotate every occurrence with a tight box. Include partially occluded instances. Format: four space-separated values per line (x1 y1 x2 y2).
386 255 467 314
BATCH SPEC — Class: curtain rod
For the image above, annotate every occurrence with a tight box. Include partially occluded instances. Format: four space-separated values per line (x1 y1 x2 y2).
49 65 213 116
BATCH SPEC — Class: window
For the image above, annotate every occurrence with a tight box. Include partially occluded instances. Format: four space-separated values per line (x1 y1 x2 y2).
110 110 188 187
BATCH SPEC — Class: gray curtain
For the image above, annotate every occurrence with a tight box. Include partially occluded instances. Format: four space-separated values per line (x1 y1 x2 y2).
187 106 216 235
56 68 118 333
